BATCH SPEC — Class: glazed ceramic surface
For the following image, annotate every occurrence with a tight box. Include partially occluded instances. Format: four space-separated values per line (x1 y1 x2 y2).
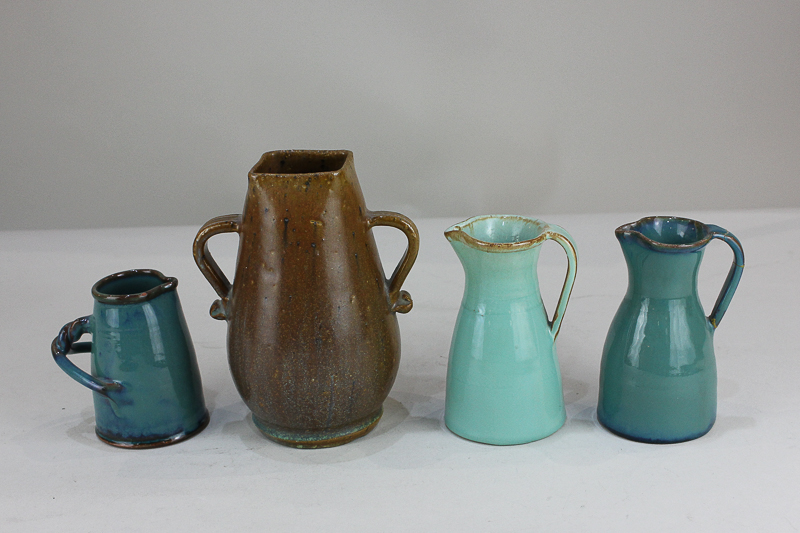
598 216 745 443
194 150 419 448
444 215 577 445
51 270 208 448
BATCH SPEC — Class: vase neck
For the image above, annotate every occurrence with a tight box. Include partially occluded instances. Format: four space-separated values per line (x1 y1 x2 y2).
450 240 542 302
621 238 705 299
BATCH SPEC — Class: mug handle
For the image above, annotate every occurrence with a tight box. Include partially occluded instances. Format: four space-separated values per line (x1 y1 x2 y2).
193 214 242 320
51 316 121 396
366 211 420 313
544 224 578 339
706 224 745 328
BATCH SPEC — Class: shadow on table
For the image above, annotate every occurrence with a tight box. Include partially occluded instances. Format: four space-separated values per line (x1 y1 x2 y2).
704 414 756 440
65 407 102 448
562 375 591 407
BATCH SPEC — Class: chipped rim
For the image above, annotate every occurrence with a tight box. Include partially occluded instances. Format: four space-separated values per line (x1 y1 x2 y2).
444 214 551 253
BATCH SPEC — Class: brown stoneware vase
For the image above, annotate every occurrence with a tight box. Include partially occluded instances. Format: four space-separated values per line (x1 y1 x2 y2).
193 150 419 448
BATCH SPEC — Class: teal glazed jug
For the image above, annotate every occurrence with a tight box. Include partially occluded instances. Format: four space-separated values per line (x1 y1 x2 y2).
444 215 578 445
598 216 744 443
51 270 209 448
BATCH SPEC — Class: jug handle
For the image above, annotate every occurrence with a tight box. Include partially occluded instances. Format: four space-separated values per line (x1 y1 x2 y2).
193 214 242 320
544 224 578 339
51 316 122 396
366 211 420 313
706 225 745 328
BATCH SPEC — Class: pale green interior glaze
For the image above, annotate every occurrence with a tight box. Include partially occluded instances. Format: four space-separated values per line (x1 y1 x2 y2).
445 215 549 252
444 215 577 445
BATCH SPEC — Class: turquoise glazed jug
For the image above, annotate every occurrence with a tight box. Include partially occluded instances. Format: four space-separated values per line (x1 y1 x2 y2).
598 216 744 443
52 270 209 448
444 215 578 445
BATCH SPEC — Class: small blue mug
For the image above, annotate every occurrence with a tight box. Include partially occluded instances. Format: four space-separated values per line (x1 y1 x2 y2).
52 269 209 448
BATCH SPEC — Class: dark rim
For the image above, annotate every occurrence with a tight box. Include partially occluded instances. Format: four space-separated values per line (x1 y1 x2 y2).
91 269 177 305
95 410 209 449
249 149 352 177
616 215 713 252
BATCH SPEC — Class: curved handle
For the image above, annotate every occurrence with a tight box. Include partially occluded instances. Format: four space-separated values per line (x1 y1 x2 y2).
544 224 578 339
51 316 121 396
366 211 420 313
706 224 745 328
193 214 242 320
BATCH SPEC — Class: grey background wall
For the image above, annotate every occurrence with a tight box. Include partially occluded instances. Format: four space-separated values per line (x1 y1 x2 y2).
2 1 799 230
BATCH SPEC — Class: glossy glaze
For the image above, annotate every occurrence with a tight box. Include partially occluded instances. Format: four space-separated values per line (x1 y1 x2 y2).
194 150 419 448
598 217 744 443
444 215 577 445
52 270 208 448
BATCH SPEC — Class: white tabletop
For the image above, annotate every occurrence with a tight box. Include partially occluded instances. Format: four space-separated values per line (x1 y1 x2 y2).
1 209 798 531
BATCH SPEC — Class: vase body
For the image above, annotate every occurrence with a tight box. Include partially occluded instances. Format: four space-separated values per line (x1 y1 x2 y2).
194 150 418 448
444 215 577 445
598 216 744 443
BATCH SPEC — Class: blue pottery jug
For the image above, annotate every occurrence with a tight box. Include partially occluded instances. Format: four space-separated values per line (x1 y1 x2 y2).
598 216 744 443
444 215 578 445
52 270 209 448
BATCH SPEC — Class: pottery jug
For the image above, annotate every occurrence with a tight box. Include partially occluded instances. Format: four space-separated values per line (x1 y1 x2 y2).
598 216 744 443
444 215 577 445
193 150 419 448
51 270 208 448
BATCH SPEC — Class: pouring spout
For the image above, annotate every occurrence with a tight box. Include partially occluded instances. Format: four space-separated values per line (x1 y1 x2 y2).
444 224 465 244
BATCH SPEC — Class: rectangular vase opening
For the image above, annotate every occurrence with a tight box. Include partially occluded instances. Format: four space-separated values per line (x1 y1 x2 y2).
251 150 349 176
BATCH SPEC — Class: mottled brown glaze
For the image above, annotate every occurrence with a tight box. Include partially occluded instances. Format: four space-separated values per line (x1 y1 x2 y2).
194 150 419 448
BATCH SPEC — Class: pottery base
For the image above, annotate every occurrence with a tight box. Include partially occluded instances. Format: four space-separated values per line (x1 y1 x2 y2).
253 408 383 449
597 415 715 444
445 416 565 446
95 410 210 449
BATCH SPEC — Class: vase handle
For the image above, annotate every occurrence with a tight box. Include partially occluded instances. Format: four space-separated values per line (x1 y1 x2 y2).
544 224 578 339
51 316 121 396
706 224 745 328
366 211 420 313
193 214 242 320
